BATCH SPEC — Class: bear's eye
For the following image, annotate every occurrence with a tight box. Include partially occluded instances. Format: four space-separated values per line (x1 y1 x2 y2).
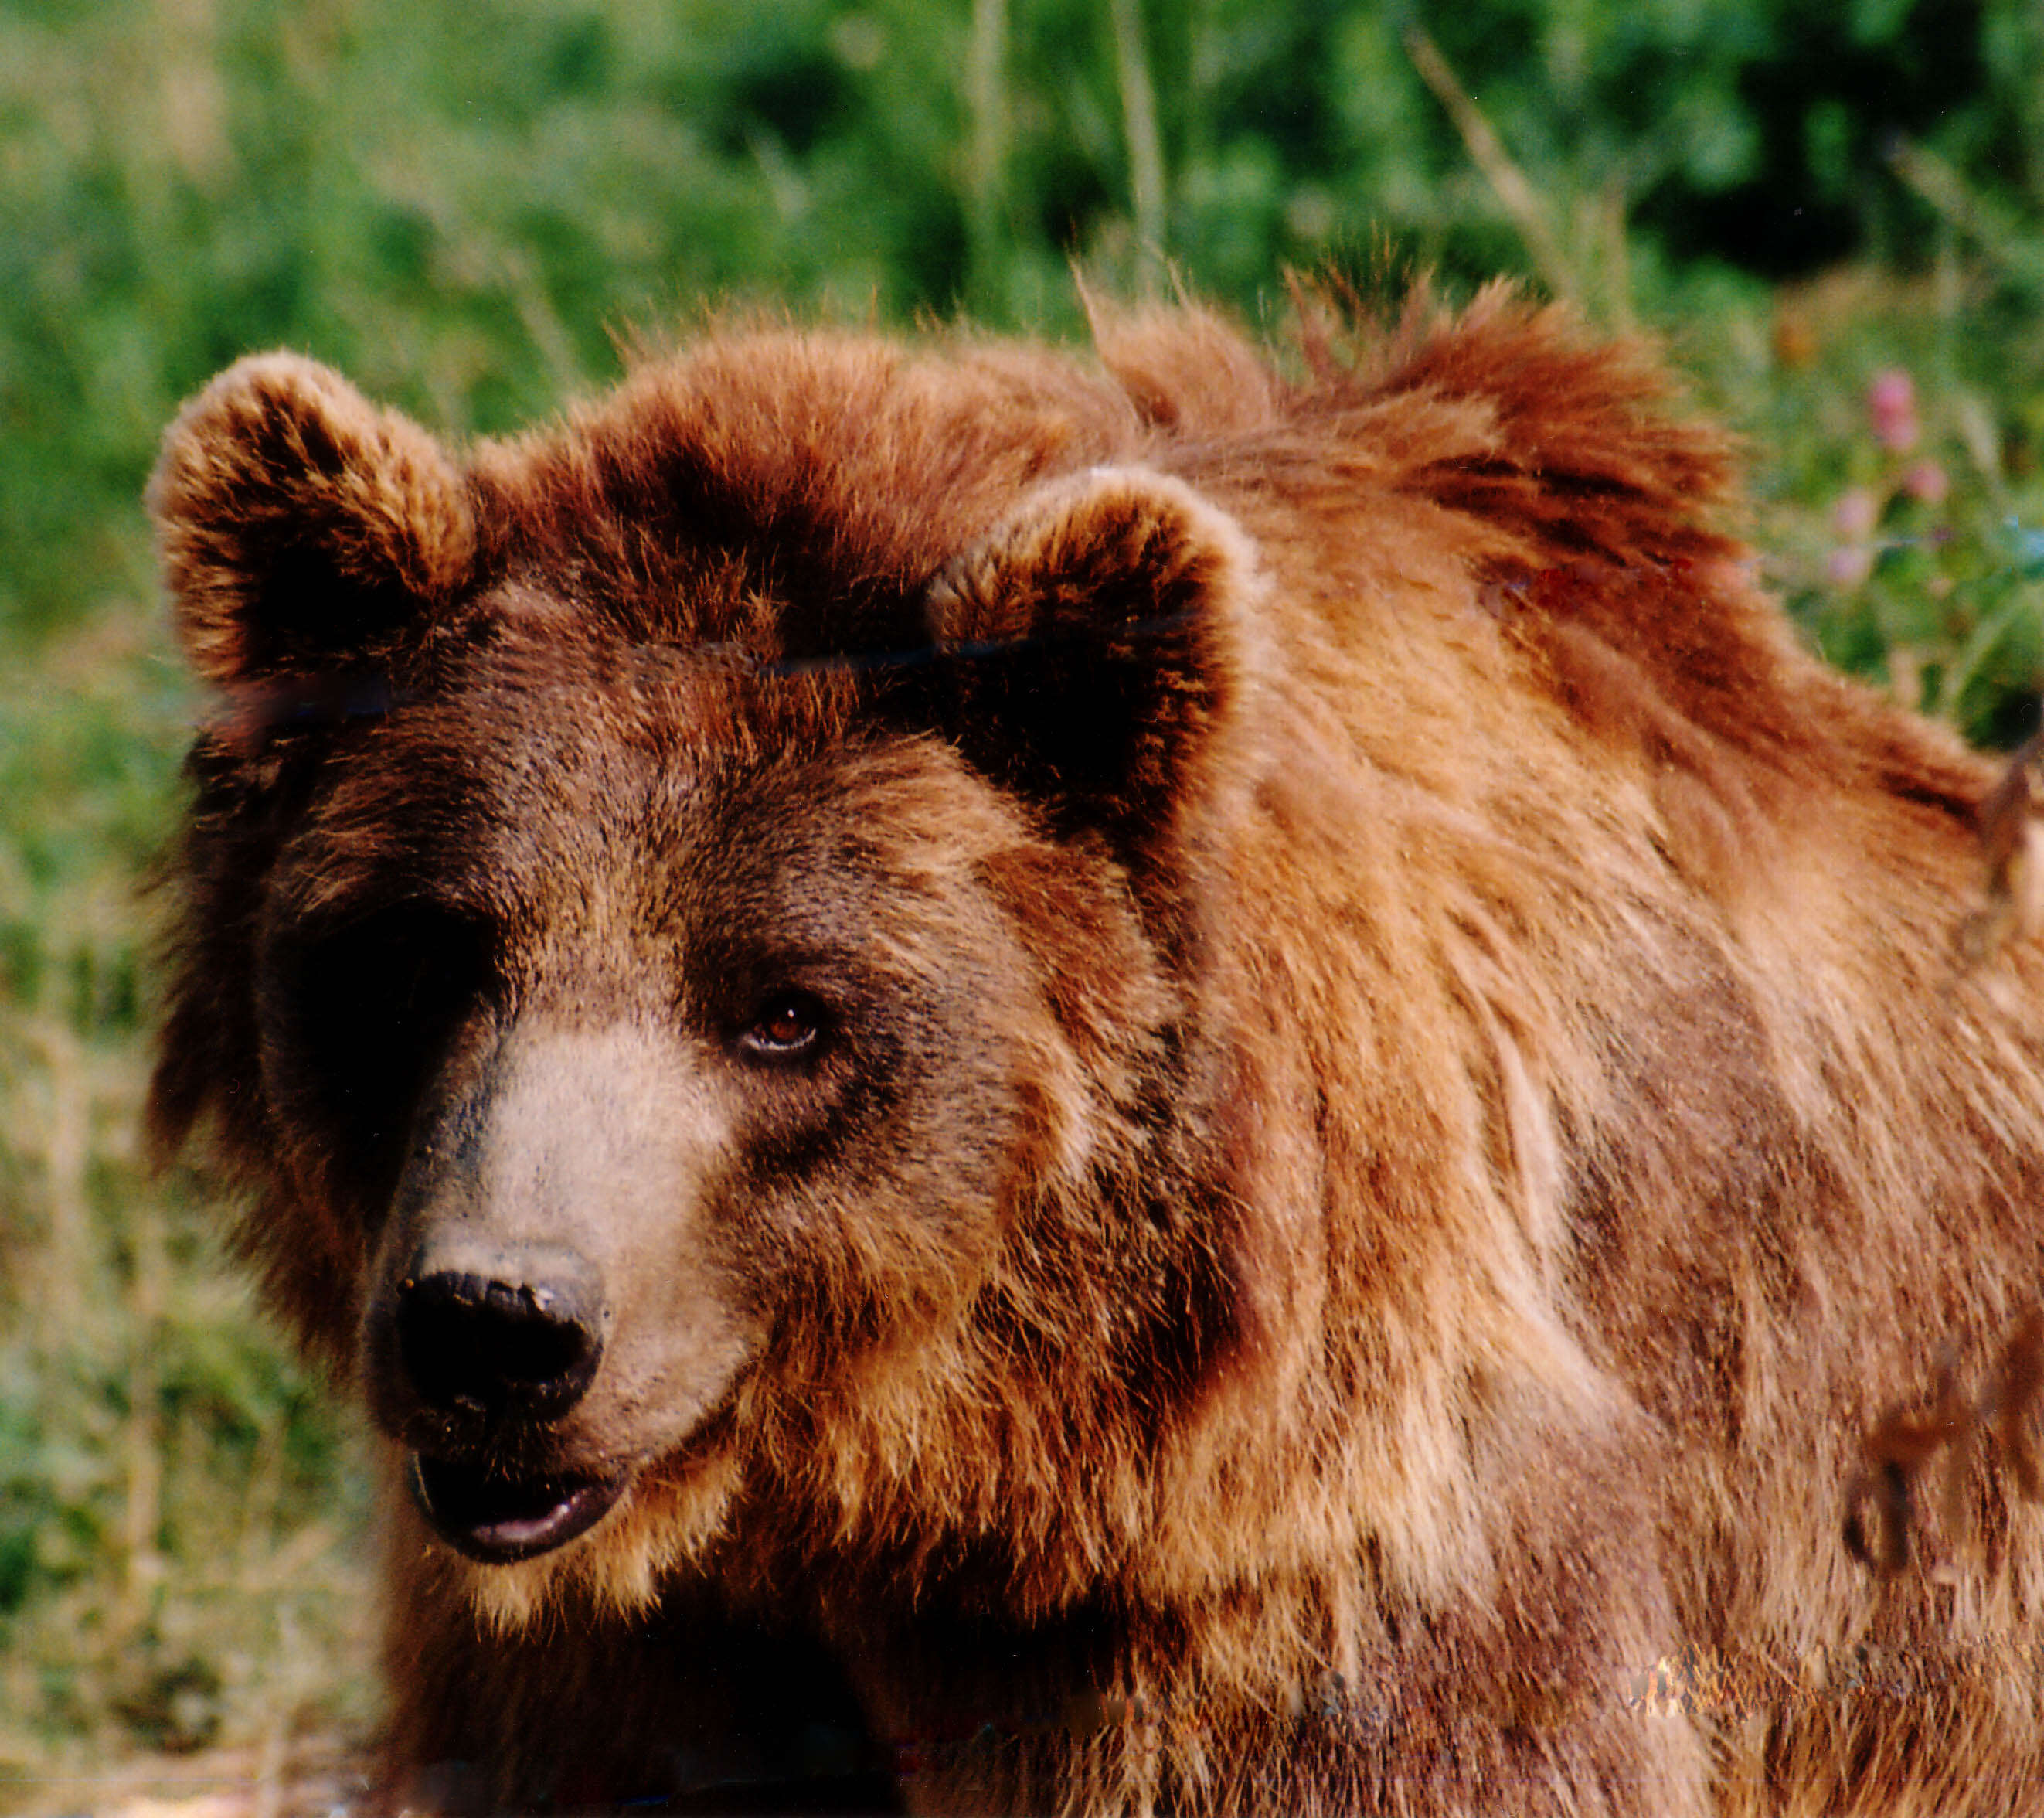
738 992 826 1060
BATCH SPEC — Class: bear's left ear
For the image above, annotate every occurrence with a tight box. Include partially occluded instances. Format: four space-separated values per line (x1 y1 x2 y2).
148 352 477 689
924 467 1260 847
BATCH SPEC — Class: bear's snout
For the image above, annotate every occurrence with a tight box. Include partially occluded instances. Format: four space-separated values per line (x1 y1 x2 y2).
357 1020 759 1566
380 1238 631 1564
396 1240 607 1423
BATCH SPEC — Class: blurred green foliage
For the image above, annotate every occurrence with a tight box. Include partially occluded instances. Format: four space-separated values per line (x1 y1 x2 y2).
5 0 2044 633
3 0 2044 1788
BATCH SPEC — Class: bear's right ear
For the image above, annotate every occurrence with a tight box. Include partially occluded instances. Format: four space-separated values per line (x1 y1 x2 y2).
148 354 476 688
923 466 1261 853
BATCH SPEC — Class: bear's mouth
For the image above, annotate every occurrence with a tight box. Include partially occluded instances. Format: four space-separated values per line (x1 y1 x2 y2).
407 1452 629 1563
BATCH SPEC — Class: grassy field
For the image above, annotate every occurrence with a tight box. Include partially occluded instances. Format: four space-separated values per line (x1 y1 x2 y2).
4 1 2044 1808
1 612 378 1808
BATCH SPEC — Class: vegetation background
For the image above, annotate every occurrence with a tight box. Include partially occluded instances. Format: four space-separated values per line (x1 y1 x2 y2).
5 0 2044 1806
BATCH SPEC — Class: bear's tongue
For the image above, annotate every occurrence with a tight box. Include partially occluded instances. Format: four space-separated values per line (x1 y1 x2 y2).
408 1453 627 1563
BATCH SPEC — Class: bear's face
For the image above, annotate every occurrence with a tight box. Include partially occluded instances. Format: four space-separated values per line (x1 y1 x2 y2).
148 347 1261 1597
270 672 1045 1561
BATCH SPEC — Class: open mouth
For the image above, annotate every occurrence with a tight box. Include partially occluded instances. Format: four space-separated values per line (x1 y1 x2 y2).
407 1452 629 1563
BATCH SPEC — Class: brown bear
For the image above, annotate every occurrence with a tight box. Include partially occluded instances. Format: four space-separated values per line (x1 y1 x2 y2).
148 288 2044 1816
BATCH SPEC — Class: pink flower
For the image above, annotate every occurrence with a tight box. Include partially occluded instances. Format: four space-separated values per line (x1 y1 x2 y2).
1832 487 1881 540
1869 369 1920 452
1827 544 1875 589
1902 460 1948 505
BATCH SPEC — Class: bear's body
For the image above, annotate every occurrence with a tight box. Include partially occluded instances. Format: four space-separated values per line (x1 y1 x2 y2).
150 291 2044 1815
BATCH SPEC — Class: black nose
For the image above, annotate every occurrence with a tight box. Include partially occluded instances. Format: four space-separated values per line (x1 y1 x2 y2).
396 1247 605 1421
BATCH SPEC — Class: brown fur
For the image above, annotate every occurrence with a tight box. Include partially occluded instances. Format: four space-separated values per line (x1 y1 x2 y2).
148 288 2044 1815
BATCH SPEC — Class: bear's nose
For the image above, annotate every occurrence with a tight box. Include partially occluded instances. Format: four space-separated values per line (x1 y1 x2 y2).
395 1244 606 1421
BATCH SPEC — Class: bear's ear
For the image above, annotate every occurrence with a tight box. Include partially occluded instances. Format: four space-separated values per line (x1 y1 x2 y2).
924 467 1260 846
148 353 477 689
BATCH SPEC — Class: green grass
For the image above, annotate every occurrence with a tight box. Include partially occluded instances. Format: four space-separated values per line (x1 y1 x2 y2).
1702 270 2044 748
0 611 376 1804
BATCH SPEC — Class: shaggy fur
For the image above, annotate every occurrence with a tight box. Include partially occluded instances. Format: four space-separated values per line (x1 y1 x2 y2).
148 288 2044 1816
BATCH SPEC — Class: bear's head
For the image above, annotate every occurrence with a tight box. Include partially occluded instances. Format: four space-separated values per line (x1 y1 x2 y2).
148 346 1276 1619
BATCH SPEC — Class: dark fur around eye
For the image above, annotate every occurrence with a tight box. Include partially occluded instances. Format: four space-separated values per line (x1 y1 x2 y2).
264 903 498 1197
